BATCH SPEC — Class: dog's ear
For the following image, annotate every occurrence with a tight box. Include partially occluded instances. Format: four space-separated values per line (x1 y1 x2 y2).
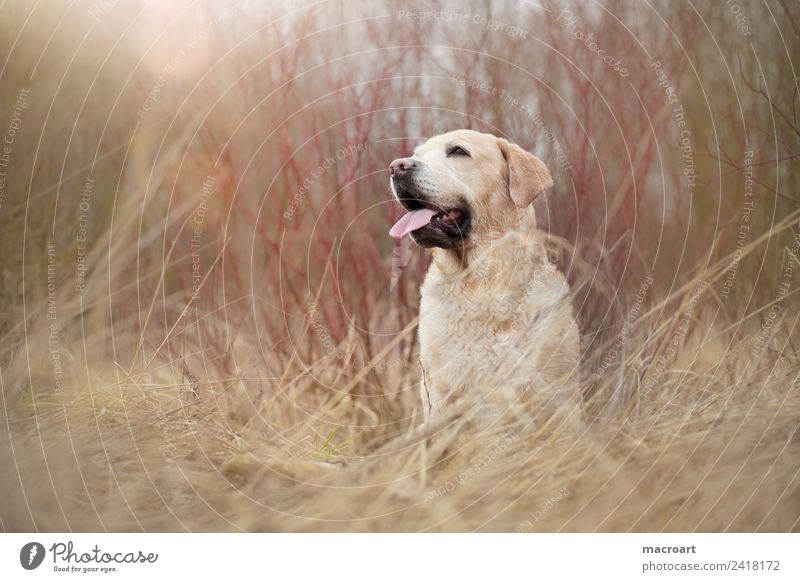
497 138 553 208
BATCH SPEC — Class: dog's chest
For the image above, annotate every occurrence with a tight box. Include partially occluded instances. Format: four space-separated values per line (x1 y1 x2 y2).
418 263 556 388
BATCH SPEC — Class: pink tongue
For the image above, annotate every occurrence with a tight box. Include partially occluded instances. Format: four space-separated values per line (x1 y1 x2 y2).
389 208 437 239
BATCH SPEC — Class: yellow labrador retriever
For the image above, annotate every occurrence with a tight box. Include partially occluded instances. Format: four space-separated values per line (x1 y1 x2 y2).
389 129 580 425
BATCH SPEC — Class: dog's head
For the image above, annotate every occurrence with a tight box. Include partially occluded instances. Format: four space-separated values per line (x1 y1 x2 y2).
389 129 552 250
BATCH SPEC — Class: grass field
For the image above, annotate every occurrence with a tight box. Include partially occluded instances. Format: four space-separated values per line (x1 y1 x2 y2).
1 0 798 532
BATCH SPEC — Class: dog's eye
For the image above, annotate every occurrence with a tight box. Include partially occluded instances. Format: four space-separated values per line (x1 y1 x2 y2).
446 145 470 158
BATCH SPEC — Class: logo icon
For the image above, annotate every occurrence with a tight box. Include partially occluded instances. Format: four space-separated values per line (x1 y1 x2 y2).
20 542 45 570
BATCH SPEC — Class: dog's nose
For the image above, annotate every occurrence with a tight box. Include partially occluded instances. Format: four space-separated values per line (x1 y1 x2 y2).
389 158 416 177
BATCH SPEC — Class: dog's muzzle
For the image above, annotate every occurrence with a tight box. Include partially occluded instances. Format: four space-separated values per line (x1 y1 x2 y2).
388 159 472 249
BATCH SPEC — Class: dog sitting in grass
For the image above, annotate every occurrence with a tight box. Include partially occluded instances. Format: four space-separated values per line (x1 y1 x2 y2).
389 130 580 426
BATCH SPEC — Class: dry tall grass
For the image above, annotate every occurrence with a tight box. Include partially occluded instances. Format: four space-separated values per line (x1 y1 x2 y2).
1 0 798 532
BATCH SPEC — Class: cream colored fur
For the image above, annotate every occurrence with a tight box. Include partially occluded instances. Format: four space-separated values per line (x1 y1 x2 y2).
394 130 581 425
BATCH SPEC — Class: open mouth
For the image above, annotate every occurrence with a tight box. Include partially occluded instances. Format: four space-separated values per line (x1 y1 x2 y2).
389 198 471 248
